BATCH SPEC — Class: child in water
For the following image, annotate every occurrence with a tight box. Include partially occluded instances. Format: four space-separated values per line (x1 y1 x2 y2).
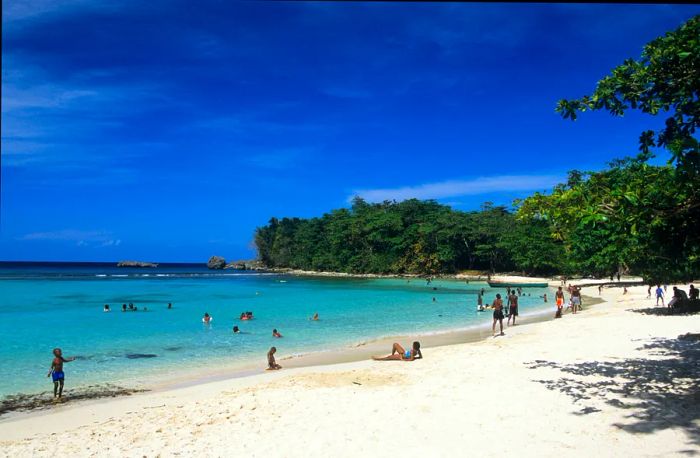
47 348 75 399
272 329 283 338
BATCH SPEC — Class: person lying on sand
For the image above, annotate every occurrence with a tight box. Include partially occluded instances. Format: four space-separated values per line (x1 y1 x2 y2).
372 341 422 361
47 348 75 399
267 347 282 370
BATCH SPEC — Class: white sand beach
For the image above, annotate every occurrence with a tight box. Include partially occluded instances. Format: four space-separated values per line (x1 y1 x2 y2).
1 284 698 457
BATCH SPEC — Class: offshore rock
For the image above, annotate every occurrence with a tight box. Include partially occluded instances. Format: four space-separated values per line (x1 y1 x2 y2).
207 255 226 270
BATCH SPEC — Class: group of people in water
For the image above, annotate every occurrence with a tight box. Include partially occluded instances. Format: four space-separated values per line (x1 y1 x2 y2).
103 302 174 312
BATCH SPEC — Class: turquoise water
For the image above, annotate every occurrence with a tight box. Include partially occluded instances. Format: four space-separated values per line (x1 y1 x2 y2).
0 263 553 398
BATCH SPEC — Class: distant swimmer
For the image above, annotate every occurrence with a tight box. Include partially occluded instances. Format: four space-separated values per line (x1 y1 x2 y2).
47 348 75 399
267 347 282 370
103 304 110 312
202 312 213 324
310 312 319 321
272 328 283 338
167 302 172 309
233 325 240 333
432 297 437 302
541 293 548 303
122 303 127 312
372 341 422 361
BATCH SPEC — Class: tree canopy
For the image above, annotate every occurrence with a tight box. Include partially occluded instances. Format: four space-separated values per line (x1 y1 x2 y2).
255 199 562 276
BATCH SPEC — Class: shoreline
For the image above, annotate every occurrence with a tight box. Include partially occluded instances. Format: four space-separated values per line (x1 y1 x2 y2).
1 284 698 455
0 291 598 421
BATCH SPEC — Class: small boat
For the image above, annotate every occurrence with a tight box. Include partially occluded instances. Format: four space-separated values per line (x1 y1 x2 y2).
488 281 549 288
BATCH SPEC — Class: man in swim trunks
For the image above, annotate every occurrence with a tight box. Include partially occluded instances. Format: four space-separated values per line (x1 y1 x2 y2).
47 348 75 399
372 341 422 361
267 347 282 370
507 291 518 326
555 287 565 318
492 294 505 336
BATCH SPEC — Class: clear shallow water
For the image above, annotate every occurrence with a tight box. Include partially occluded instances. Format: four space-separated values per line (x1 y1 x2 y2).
0 263 553 398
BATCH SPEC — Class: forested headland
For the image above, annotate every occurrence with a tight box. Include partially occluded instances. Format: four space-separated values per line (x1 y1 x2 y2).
255 16 699 283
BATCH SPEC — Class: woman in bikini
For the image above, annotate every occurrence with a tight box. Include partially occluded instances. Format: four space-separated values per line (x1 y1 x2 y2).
372 341 422 361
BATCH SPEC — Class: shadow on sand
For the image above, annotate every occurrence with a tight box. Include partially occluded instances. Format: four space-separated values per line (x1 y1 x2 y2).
526 336 700 451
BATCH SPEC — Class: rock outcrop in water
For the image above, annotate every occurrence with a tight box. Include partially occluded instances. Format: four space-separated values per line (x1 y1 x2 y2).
225 260 266 270
116 260 158 268
207 256 226 269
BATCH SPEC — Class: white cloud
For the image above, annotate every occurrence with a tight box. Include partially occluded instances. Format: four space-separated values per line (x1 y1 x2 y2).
350 174 563 203
19 229 121 247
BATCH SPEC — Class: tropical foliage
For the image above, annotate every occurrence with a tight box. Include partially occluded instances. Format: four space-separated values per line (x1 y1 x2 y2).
255 199 562 275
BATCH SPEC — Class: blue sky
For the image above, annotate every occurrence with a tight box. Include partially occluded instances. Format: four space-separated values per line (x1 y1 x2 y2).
2 2 699 262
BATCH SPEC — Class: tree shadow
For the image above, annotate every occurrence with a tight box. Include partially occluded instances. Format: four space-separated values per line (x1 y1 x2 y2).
629 306 700 316
526 336 700 449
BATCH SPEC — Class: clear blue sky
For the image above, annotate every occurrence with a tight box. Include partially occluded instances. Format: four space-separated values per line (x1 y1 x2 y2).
2 2 699 262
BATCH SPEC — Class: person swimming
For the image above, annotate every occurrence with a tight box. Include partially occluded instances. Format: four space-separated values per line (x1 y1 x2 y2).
202 312 213 324
310 312 319 321
233 325 240 333
122 303 127 312
167 302 172 309
372 341 422 361
272 328 282 338
103 304 110 312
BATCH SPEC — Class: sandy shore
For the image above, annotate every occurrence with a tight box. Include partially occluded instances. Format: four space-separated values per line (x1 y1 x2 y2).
1 284 698 457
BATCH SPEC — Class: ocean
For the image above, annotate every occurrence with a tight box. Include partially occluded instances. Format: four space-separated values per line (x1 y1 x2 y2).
0 262 554 402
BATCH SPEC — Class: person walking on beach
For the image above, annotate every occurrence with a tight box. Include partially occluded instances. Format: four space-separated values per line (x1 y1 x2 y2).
47 348 75 399
555 287 565 318
656 285 665 306
507 290 518 326
690 284 699 300
267 347 282 370
571 287 582 314
647 285 652 299
492 294 505 336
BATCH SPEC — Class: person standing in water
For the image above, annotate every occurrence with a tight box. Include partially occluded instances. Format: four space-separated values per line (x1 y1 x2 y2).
47 348 75 399
272 328 283 338
310 313 319 321
202 313 213 324
492 294 505 336
507 290 518 326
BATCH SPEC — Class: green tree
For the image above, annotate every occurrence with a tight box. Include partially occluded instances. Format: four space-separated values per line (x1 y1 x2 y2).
556 15 699 171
